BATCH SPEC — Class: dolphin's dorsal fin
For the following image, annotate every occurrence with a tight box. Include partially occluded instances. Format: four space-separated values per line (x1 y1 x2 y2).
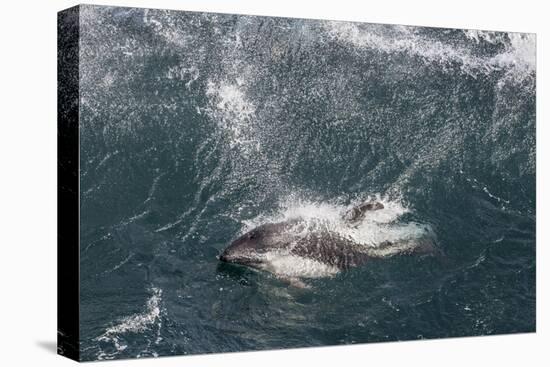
344 200 384 222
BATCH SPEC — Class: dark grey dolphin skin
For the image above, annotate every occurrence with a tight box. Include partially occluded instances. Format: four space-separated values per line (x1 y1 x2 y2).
219 201 438 279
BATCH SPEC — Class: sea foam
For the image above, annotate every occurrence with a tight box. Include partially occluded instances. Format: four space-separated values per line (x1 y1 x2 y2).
95 287 163 360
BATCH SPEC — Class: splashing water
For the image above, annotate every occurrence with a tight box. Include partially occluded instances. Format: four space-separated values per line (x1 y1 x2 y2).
241 194 432 248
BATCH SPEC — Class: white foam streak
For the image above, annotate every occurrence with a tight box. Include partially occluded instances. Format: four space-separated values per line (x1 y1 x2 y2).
96 287 163 360
325 22 535 80
104 289 161 335
206 79 260 155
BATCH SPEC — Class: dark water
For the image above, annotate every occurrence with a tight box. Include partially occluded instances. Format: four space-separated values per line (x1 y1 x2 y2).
77 5 536 360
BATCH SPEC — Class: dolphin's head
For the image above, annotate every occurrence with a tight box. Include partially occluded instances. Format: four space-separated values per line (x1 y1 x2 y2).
219 222 296 268
219 227 270 267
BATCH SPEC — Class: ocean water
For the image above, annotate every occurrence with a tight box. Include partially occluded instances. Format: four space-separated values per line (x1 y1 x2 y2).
76 5 535 360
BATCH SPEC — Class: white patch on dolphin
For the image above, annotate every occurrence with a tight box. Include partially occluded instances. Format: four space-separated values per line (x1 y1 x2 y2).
260 251 341 279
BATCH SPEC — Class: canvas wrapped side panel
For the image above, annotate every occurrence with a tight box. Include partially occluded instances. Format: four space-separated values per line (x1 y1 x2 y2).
57 5 80 362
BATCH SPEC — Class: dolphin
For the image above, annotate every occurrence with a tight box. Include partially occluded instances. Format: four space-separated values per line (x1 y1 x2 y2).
219 200 438 286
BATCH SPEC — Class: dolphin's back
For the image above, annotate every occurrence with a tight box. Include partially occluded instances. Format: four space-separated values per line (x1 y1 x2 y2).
290 232 372 270
289 230 438 270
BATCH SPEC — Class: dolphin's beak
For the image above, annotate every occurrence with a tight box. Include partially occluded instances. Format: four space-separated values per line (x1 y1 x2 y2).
218 250 230 263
